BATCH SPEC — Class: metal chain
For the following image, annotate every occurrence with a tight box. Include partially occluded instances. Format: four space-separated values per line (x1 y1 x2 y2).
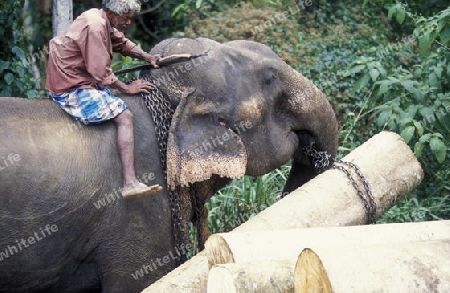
132 75 187 262
302 142 377 224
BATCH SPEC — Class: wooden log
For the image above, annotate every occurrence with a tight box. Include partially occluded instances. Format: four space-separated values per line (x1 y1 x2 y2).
207 260 296 293
205 220 450 267
142 131 423 292
294 240 450 293
141 251 209 293
234 131 424 232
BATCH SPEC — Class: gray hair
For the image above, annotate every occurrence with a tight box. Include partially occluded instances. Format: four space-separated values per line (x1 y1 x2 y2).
103 0 141 15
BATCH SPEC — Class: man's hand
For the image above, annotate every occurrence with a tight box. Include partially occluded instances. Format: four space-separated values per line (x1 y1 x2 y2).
144 54 162 69
124 79 156 94
111 79 156 95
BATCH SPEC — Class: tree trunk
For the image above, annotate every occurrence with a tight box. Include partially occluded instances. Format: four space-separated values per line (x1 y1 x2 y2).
39 0 51 14
52 0 72 36
141 131 424 292
141 251 209 293
23 0 41 90
205 220 450 267
294 240 450 293
207 260 296 293
234 131 423 232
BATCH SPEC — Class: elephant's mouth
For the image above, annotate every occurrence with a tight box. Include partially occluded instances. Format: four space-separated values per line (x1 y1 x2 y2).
292 130 317 164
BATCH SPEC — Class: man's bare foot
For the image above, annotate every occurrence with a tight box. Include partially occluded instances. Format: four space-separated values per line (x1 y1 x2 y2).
122 183 162 199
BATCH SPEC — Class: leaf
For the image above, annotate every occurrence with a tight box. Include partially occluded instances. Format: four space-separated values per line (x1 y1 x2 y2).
401 126 415 144
369 68 380 82
351 74 370 94
429 72 438 86
419 32 433 54
11 46 25 61
429 137 447 163
413 120 424 136
395 8 406 24
414 141 425 158
0 61 9 73
400 80 423 100
440 25 450 46
348 64 366 75
387 5 396 20
171 4 186 18
4 72 14 85
376 80 392 97
195 0 203 9
434 66 443 78
376 109 392 127
418 133 432 144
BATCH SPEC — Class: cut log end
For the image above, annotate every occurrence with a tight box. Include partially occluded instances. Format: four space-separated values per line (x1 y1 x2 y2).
205 234 235 269
207 266 237 293
294 248 332 293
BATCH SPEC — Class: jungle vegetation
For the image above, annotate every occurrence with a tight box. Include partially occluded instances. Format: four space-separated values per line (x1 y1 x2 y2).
1 0 449 251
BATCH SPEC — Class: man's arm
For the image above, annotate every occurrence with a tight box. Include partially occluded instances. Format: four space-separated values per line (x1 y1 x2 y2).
111 29 161 67
125 45 161 68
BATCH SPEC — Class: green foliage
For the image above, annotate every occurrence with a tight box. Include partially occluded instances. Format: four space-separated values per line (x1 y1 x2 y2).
207 166 289 234
111 45 148 82
0 0 41 98
379 194 450 223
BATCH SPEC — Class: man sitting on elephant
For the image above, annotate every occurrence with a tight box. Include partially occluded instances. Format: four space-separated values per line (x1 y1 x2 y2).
46 0 162 198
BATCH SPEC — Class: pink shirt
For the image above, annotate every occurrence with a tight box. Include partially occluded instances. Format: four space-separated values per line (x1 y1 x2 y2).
46 8 136 95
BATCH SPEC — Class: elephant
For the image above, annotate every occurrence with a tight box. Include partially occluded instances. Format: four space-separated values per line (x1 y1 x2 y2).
0 37 338 292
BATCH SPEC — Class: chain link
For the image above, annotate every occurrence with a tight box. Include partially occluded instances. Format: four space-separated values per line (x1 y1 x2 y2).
132 75 187 263
302 142 377 224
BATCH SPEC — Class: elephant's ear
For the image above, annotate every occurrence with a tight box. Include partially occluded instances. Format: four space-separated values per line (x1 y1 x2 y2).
167 95 247 189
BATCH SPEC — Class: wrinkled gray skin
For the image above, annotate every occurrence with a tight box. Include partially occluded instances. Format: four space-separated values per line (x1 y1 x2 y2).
0 37 337 292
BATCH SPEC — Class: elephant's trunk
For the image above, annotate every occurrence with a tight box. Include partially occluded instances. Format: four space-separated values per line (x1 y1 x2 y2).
282 67 339 193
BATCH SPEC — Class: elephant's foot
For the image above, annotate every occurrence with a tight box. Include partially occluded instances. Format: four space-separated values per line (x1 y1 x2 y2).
122 183 162 198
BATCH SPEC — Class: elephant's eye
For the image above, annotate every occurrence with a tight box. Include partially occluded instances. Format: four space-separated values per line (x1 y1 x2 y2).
263 70 278 85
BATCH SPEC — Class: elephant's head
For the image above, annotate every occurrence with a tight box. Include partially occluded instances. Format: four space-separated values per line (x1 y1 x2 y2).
148 37 338 194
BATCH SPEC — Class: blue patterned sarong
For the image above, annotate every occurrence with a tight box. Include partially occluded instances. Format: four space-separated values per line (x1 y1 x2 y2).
50 87 128 124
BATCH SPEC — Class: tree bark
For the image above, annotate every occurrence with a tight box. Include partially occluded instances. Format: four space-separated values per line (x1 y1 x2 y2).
205 220 450 267
294 240 450 293
234 131 423 232
141 251 209 293
207 260 296 293
52 0 72 36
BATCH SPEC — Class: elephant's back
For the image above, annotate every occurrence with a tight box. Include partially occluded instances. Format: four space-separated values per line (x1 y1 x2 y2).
0 97 118 216
149 37 219 58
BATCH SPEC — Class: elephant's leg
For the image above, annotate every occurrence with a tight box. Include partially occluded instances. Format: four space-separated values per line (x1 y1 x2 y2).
192 204 210 251
176 187 194 259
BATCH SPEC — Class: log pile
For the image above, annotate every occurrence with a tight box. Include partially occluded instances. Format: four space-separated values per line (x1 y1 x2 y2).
206 221 450 292
142 131 444 293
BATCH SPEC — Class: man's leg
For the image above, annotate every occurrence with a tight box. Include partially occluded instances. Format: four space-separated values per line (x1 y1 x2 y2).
114 109 162 198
